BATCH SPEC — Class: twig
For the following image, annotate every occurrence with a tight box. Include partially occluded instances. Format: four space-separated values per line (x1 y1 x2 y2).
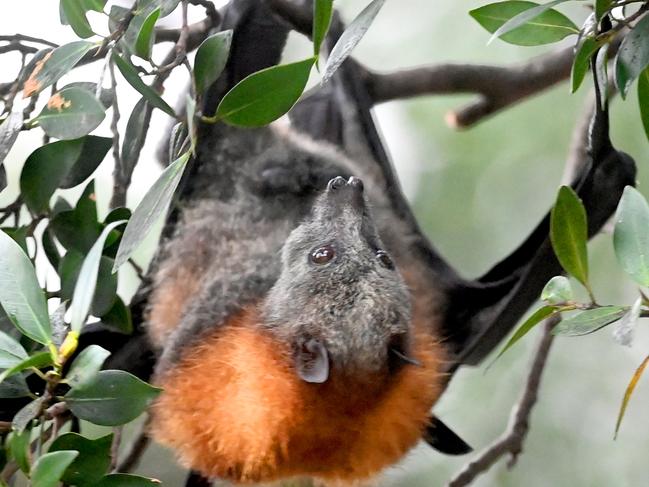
189 0 221 24
446 317 558 487
108 58 124 210
0 42 38 55
0 34 59 48
110 426 123 472
116 428 150 473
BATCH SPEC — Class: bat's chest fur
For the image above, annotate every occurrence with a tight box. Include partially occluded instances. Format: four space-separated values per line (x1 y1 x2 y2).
150 307 445 485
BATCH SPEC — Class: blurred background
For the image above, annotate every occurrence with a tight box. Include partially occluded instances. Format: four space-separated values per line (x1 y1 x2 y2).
1 1 649 486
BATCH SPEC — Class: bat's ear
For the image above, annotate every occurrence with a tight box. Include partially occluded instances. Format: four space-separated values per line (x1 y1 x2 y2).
295 337 330 384
424 417 473 455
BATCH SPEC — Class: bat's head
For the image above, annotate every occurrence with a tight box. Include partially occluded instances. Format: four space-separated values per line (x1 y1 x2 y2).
263 176 415 384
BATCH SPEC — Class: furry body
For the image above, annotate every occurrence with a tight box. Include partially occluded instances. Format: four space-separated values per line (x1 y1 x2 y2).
147 126 449 484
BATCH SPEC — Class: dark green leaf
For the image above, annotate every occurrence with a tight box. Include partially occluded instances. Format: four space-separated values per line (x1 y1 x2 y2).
217 58 315 127
0 351 53 384
615 13 649 98
36 87 106 140
50 182 101 253
313 0 334 58
99 297 133 334
0 231 52 345
615 354 649 438
553 306 628 336
61 0 104 38
135 7 160 59
487 0 572 44
66 370 161 426
595 0 612 20
50 301 68 347
31 450 79 487
613 186 649 286
24 41 95 97
0 329 28 369
114 152 190 270
59 252 117 318
2 226 29 254
95 474 161 486
65 345 110 388
69 221 125 332
20 136 111 213
0 374 30 399
112 54 175 117
638 67 649 143
42 227 62 270
121 97 151 174
541 276 573 304
9 429 31 472
322 0 385 83
469 1 578 46
493 305 559 361
0 112 24 166
571 37 599 93
186 94 196 154
168 122 188 162
550 186 589 289
194 30 232 95
12 396 46 433
49 433 112 485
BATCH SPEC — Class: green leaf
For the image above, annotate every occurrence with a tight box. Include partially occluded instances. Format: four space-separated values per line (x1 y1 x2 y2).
31 450 79 487
2 226 29 255
160 0 181 16
8 428 31 472
49 433 112 485
12 396 46 433
95 474 161 486
69 221 125 333
615 354 649 438
0 374 30 399
50 181 102 253
595 0 612 20
113 152 190 270
493 305 559 361
24 41 95 97
571 37 599 93
0 112 24 166
36 87 106 140
66 370 162 426
121 97 151 174
0 329 28 369
0 351 53 385
186 95 196 154
61 0 104 38
322 0 385 83
595 43 610 110
638 67 649 143
550 186 589 290
99 297 133 334
313 0 334 58
135 7 160 59
613 186 649 286
65 345 110 388
469 1 578 46
42 227 62 270
541 276 573 305
615 13 649 98
487 0 572 44
194 30 232 95
553 306 628 336
216 58 315 127
112 54 175 117
59 252 117 318
0 231 52 345
20 136 111 213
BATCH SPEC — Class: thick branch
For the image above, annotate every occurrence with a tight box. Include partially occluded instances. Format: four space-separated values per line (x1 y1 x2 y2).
446 317 557 487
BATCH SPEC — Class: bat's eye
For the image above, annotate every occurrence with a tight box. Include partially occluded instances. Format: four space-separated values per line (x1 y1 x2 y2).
310 245 335 265
376 250 394 270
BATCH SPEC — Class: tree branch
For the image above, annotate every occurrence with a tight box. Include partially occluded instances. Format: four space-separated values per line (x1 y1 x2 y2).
446 316 558 487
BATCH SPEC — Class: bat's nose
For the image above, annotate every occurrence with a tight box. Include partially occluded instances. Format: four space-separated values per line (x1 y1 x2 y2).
327 176 364 193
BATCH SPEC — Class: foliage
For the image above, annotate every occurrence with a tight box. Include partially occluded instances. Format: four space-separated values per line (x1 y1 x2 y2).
0 0 385 484
0 0 647 484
